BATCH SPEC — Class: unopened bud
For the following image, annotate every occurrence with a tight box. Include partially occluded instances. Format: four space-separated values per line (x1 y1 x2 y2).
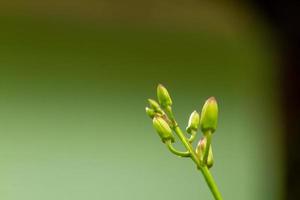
157 84 172 107
196 137 214 168
186 111 200 134
148 99 163 114
200 97 218 133
152 117 175 143
207 148 214 168
196 138 205 156
145 107 156 118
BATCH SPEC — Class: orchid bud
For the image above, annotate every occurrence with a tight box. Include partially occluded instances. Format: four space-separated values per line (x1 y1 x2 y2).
157 84 172 107
186 111 200 134
148 99 163 114
200 97 218 134
196 137 214 168
207 148 214 169
145 107 156 118
152 117 175 143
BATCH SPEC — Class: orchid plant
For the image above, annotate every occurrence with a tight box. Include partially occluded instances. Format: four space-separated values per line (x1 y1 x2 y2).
145 84 223 200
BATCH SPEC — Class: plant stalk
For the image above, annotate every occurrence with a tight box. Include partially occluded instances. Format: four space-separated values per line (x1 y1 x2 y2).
166 140 190 157
203 131 212 165
173 126 223 200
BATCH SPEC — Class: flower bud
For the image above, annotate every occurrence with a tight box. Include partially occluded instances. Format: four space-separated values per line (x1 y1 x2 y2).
196 137 205 156
207 149 214 169
196 137 214 168
148 99 163 114
200 97 218 133
157 84 172 107
186 111 200 134
145 107 156 118
152 117 175 143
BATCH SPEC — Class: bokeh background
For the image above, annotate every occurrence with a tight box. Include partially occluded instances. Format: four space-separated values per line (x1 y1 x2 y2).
1 0 297 200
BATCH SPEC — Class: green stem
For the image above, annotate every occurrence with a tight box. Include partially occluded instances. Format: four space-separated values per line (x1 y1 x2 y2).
165 106 177 126
203 131 212 165
173 126 223 200
166 140 190 157
201 166 223 200
162 106 223 200
188 130 197 143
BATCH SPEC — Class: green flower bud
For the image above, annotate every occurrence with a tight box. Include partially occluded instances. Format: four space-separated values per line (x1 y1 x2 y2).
145 107 156 118
200 97 218 133
186 111 200 134
207 148 214 169
195 137 205 156
152 117 175 143
148 99 163 114
157 84 172 107
196 137 214 168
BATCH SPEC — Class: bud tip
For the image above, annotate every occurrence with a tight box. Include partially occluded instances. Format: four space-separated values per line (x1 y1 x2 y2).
157 84 172 107
200 97 218 133
207 96 216 102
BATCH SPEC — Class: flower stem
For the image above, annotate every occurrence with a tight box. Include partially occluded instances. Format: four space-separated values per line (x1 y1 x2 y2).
173 126 223 200
203 131 212 165
188 130 197 143
201 166 223 200
166 140 190 157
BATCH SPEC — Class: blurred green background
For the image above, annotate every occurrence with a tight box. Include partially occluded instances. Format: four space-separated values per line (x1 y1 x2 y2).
0 1 283 200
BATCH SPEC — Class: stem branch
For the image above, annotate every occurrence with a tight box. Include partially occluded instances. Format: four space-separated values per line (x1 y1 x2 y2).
188 130 197 143
203 131 212 165
166 140 190 157
173 126 223 200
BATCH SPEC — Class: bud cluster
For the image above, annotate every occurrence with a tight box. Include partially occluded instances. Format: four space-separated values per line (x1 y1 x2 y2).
145 84 219 168
144 84 223 199
145 84 174 143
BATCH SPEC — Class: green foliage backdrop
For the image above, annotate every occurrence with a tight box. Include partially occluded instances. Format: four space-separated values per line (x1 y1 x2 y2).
0 10 282 200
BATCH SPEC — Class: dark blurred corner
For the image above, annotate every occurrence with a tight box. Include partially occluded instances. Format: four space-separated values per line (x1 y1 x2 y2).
250 0 300 199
